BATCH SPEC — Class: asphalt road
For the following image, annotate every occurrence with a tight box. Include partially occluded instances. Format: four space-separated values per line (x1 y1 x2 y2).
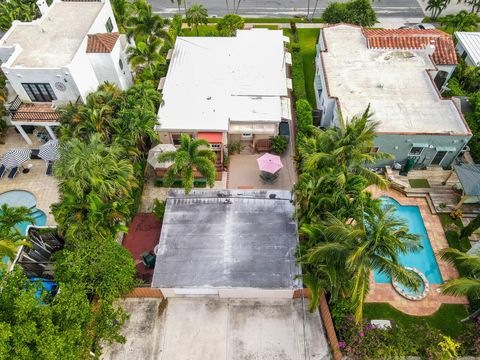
151 0 425 18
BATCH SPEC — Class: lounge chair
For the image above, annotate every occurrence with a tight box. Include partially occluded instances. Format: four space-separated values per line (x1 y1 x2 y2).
30 149 41 160
46 162 53 176
0 165 5 178
7 167 18 180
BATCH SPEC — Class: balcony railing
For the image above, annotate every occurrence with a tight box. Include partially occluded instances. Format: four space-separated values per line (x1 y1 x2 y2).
8 96 60 122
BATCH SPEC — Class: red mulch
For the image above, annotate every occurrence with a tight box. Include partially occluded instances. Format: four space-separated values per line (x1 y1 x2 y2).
122 213 162 285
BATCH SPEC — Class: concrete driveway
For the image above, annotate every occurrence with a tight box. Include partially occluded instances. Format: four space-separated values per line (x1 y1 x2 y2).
102 298 330 360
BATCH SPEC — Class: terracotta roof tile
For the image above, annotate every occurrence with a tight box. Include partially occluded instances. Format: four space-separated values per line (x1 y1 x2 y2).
12 103 60 122
86 32 119 53
362 29 457 65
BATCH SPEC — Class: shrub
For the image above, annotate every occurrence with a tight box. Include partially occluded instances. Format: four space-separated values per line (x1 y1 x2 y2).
152 199 166 220
322 0 377 27
226 140 245 155
296 99 313 135
291 44 307 101
465 93 480 163
270 136 289 154
216 14 244 36
154 178 207 188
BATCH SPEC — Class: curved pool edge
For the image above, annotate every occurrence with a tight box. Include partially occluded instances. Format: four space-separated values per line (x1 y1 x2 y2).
392 267 430 301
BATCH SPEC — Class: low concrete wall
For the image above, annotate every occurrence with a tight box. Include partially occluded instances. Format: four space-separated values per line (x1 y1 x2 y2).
319 294 342 360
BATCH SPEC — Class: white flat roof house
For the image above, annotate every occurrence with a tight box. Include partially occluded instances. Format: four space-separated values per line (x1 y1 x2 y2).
0 0 133 144
315 24 471 168
156 29 291 155
455 32 480 67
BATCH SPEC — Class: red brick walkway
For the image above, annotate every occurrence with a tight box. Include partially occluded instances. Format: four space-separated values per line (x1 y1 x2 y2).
365 187 468 316
122 213 162 285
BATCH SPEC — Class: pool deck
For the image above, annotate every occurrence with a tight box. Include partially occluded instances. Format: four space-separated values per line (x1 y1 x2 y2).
365 186 468 316
0 128 59 226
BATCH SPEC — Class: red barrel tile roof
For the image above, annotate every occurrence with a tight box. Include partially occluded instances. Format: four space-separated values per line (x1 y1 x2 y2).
362 29 457 65
86 32 119 53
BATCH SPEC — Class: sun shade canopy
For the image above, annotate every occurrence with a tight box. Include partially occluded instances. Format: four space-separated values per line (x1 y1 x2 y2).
455 164 480 196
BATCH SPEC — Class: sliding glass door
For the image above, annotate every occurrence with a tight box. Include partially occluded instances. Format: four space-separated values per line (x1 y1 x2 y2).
21 83 57 102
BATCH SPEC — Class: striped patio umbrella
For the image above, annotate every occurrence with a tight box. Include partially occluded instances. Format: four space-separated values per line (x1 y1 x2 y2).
0 148 32 169
39 140 60 162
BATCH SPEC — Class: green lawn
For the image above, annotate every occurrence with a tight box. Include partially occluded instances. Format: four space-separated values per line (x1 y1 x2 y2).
408 178 430 188
207 17 325 23
183 25 218 36
252 24 279 30
283 28 319 107
364 303 469 338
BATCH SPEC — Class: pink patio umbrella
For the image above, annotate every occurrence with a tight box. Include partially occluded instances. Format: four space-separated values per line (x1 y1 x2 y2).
256 153 283 174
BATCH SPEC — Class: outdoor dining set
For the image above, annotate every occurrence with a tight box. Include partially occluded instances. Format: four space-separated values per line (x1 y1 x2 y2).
0 140 59 180
257 153 283 183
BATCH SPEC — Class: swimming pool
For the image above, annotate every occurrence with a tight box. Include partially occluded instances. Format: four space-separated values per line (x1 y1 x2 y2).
0 190 47 235
373 196 443 284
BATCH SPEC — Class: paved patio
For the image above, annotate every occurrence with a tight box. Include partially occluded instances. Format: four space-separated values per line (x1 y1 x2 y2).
0 128 59 225
365 186 469 316
102 298 330 360
227 149 297 190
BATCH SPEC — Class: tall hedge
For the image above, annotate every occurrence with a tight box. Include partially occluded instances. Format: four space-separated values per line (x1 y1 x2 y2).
322 0 377 27
296 99 313 135
291 44 307 101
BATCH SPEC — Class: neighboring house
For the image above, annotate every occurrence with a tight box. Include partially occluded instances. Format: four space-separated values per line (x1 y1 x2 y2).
363 29 458 86
314 24 472 169
455 31 480 67
151 189 301 298
155 29 292 167
0 0 133 144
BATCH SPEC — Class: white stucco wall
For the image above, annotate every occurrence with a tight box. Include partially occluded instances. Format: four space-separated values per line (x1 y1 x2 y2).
68 38 101 102
87 42 132 90
88 0 118 35
2 66 80 103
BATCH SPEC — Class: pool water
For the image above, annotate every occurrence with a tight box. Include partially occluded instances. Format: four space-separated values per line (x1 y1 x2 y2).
0 190 47 235
373 196 443 284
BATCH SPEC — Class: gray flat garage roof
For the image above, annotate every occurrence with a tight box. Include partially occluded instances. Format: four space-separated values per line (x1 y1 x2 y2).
102 298 331 360
152 189 300 289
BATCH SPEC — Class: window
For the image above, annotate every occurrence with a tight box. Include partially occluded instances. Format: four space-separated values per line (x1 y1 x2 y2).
241 133 252 140
119 59 123 70
461 51 468 61
171 134 182 146
21 83 57 102
105 18 113 32
409 146 425 156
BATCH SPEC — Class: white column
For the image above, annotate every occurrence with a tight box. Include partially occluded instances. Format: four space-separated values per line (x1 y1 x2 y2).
15 124 32 145
45 125 57 140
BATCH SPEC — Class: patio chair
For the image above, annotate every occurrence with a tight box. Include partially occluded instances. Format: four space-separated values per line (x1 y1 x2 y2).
7 167 19 180
0 165 5 178
46 161 53 176
260 171 280 183
30 149 41 160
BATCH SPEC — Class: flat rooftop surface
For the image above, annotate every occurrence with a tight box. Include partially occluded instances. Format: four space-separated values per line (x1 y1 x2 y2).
1 1 104 67
321 25 469 135
157 30 288 132
102 298 330 360
151 189 299 289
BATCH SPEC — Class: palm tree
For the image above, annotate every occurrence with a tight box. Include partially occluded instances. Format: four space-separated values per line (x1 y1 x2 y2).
170 0 187 13
157 134 217 194
185 3 208 35
426 0 451 20
0 204 33 266
113 107 158 153
440 248 480 319
457 0 480 13
111 0 132 33
127 0 172 45
126 38 166 75
299 107 392 188
440 10 480 32
169 13 185 42
301 202 422 321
